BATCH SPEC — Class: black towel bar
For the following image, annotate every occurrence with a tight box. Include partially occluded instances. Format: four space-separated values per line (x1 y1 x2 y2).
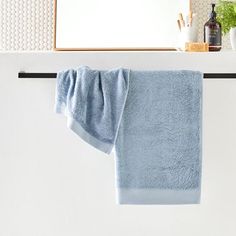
18 72 236 79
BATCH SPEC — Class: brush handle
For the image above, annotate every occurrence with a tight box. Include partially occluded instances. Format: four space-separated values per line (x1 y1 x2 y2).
189 0 192 12
177 20 182 31
179 13 185 27
189 11 193 26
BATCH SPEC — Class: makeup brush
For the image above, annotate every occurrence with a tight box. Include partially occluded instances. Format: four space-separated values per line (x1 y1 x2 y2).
177 19 182 31
189 0 192 12
189 11 193 26
189 0 193 26
179 13 185 27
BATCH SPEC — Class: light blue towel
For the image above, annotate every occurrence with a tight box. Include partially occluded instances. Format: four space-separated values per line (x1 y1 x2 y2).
55 66 130 154
115 70 202 204
55 67 202 205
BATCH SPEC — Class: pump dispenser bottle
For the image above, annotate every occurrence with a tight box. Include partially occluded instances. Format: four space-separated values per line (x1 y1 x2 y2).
204 3 222 51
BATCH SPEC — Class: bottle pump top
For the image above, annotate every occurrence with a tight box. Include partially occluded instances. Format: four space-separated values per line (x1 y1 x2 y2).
210 3 217 18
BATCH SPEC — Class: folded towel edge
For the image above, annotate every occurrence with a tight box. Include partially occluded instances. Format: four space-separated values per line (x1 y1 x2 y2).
67 117 113 154
54 104 114 154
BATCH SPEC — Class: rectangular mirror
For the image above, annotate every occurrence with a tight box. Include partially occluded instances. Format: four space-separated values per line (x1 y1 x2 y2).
54 0 190 51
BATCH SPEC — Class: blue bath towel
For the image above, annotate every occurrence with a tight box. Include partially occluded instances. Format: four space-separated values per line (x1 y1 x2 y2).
55 67 202 205
55 66 130 154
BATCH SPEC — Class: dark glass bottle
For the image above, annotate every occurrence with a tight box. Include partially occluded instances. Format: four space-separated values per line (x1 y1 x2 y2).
204 3 222 51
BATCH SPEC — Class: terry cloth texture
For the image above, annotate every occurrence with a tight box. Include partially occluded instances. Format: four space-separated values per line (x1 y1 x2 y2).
115 70 202 204
55 66 130 154
55 67 202 205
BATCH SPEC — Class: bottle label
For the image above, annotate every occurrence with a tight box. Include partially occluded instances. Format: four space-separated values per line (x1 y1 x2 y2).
205 27 222 46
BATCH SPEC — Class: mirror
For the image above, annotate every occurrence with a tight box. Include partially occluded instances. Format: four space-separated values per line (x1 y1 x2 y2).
54 0 190 51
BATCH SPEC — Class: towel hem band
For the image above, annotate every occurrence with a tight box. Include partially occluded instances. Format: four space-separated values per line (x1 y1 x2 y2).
117 188 200 205
67 117 113 154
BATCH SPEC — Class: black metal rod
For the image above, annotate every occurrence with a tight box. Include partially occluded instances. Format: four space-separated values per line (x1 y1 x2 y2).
18 72 236 79
204 73 236 79
18 72 57 78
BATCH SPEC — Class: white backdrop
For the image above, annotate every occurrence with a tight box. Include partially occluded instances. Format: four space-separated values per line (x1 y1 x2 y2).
0 52 236 236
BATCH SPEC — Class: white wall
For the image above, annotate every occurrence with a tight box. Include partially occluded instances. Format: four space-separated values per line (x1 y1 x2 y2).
0 52 236 236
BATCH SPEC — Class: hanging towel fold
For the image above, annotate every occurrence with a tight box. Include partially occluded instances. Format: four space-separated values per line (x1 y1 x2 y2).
55 66 130 154
55 67 202 205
